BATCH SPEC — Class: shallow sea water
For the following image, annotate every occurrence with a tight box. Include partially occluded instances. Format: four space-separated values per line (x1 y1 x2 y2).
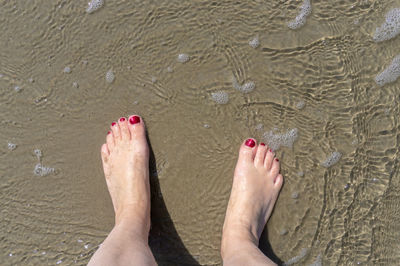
1 0 400 265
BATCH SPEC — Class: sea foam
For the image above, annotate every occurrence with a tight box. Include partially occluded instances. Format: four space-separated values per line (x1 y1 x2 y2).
211 91 229 104
262 128 298 151
33 163 55 176
106 70 115 83
249 36 260 48
232 76 255 93
177 54 189 63
321 151 341 168
375 54 400 86
86 0 104 14
373 8 400 42
287 0 312 29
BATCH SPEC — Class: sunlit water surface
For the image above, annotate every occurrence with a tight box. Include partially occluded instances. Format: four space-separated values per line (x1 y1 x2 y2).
1 0 400 265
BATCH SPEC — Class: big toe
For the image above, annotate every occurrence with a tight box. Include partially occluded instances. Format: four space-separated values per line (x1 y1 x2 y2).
238 138 257 164
128 115 148 148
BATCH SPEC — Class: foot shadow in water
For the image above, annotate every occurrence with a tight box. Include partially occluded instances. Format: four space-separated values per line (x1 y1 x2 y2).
147 140 200 266
259 228 284 265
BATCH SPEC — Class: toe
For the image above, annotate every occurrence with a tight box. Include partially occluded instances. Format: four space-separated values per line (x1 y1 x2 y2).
254 143 267 167
118 117 131 140
106 131 115 151
270 158 280 177
111 121 121 140
238 138 257 163
274 174 284 189
128 115 147 140
264 148 275 170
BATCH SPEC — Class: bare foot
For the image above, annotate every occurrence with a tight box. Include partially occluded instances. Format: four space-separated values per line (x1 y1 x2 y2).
100 115 150 237
221 138 283 265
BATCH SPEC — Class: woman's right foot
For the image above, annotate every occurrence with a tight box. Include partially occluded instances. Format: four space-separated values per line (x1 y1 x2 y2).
221 138 283 264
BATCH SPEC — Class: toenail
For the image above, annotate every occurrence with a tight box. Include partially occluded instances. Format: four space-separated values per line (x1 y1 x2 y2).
245 138 256 148
269 149 273 152
119 117 126 122
111 122 117 126
260 143 265 146
275 158 279 162
129 115 140 125
107 131 111 135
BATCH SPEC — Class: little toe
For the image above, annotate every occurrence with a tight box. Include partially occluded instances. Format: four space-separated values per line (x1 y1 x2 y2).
270 158 280 177
238 138 257 163
110 121 121 140
264 148 275 170
118 117 131 140
254 143 267 167
106 131 115 151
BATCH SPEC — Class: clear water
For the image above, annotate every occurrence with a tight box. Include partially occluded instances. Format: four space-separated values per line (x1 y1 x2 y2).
1 0 399 265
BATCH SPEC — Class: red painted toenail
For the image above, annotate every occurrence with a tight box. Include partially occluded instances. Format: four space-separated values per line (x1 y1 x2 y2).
260 143 265 146
245 139 255 148
275 158 279 162
119 117 126 122
111 122 116 126
269 149 273 152
129 116 140 125
107 131 111 135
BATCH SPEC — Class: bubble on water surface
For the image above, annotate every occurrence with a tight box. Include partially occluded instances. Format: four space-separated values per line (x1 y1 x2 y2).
86 0 104 14
105 70 115 83
8 142 17 150
295 100 305 109
211 91 229 104
255 124 264 131
203 124 211 128
56 260 62 264
167 66 173 73
373 8 400 42
249 36 259 48
34 163 55 176
321 151 341 168
77 239 83 243
232 76 255 93
151 76 157 83
262 128 298 151
9 253 13 257
14 86 21 92
375 55 400 86
177 53 189 63
28 77 34 83
34 149 42 159
287 0 311 29
63 66 71 74
72 82 79 88
291 192 299 199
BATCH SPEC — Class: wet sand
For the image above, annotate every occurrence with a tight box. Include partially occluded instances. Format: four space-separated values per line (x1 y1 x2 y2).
1 0 400 265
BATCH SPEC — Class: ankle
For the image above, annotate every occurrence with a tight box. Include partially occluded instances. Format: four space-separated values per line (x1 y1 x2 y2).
221 224 258 259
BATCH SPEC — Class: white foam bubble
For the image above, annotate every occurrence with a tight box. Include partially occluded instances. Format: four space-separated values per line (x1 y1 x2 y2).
321 151 341 168
105 70 115 83
86 0 104 14
287 0 312 29
296 100 305 109
56 260 62 264
33 163 55 176
14 86 22 92
284 248 309 265
72 82 79 88
7 142 17 150
177 53 189 63
262 128 298 151
211 91 229 104
232 76 255 93
375 54 400 86
63 66 71 74
291 192 299 199
34 149 42 159
373 8 400 42
249 36 260 48
151 76 157 83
